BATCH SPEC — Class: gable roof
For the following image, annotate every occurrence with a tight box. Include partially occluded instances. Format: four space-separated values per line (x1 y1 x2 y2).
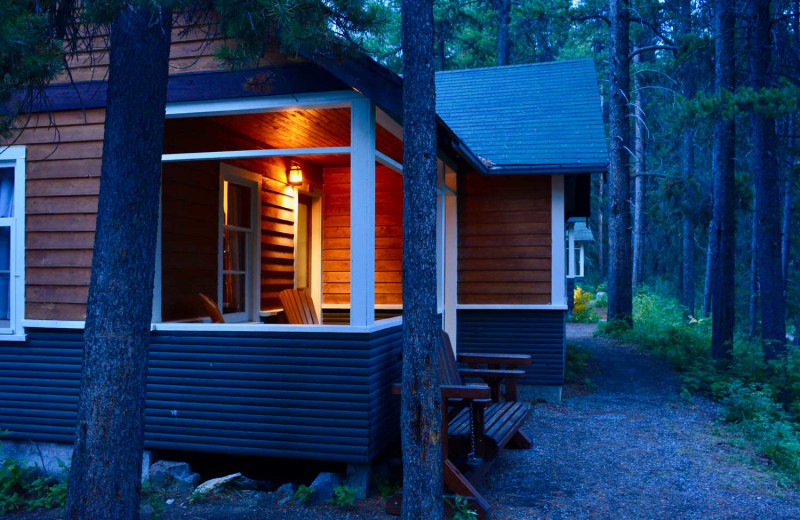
435 59 608 174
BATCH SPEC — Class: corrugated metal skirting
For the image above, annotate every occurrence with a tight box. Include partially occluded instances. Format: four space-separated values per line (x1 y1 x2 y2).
457 309 566 386
0 326 402 464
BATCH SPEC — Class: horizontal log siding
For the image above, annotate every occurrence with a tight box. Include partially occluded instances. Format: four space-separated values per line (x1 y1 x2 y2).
458 173 551 304
0 326 402 463
322 166 403 306
17 109 105 320
457 309 565 385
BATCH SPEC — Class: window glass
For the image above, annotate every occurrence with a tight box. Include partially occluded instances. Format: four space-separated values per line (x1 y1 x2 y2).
224 182 251 228
223 273 246 314
0 227 9 322
0 168 13 218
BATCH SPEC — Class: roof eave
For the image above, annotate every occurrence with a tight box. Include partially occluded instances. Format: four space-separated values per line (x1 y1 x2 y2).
485 163 609 175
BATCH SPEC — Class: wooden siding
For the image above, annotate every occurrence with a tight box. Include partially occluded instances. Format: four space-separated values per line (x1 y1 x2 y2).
458 173 551 305
0 326 402 463
161 162 218 321
322 166 403 306
457 309 565 385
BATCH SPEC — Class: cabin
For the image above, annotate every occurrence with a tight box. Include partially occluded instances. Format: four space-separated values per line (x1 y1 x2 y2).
0 25 606 474
566 217 596 309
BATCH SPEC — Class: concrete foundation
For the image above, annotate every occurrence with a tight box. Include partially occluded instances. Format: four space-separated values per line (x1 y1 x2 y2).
528 385 562 404
0 439 152 482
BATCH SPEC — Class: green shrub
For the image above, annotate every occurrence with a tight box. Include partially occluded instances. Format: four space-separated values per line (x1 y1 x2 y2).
292 484 315 505
328 485 358 507
0 459 67 514
565 344 591 382
570 287 600 323
447 495 478 520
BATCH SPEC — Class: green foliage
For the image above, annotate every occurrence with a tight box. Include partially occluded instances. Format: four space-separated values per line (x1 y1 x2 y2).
565 343 591 382
328 484 358 507
609 288 800 480
569 286 600 323
373 474 400 499
293 484 315 504
447 495 478 520
0 458 68 514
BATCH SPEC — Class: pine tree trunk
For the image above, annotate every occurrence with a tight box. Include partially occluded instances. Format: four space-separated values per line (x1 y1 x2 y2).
711 0 736 362
607 0 633 324
65 5 172 519
679 0 697 315
400 0 443 518
632 53 646 290
494 0 510 65
598 178 605 276
749 0 786 358
703 219 713 317
749 204 760 339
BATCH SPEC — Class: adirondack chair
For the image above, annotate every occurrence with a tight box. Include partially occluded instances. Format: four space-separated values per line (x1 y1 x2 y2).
387 331 533 519
278 288 320 324
197 293 225 323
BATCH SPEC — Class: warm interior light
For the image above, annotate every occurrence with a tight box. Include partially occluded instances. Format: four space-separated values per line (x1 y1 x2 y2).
288 163 303 186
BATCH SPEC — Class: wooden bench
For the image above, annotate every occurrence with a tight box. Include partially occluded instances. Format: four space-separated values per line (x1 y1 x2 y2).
387 331 533 519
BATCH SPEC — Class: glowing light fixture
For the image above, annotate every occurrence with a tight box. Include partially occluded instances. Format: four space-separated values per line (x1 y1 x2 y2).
288 163 303 186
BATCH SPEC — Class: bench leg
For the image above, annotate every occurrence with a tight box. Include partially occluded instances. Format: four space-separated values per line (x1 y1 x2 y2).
444 459 491 519
508 430 532 450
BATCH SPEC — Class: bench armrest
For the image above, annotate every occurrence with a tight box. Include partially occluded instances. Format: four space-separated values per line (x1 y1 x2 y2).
459 369 526 381
392 383 491 401
457 353 531 367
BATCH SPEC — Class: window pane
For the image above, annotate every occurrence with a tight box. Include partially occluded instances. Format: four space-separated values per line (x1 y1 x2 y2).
223 230 248 273
223 273 246 314
0 227 10 320
225 182 251 228
0 168 13 219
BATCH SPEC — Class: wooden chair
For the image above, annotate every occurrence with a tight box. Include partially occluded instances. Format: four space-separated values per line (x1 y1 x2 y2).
278 289 320 324
387 331 533 519
197 293 225 323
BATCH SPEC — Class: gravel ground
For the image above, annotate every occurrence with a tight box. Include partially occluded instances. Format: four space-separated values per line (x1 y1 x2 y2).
6 323 799 520
484 322 800 520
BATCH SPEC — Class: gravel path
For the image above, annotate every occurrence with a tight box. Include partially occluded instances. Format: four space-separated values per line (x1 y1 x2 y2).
484 323 800 520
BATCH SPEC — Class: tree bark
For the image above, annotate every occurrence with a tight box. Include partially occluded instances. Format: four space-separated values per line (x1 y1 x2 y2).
494 0 511 66
607 0 633 324
632 52 646 290
400 0 443 518
749 201 760 339
748 0 785 358
65 4 172 519
679 0 697 315
703 219 713 317
711 0 736 362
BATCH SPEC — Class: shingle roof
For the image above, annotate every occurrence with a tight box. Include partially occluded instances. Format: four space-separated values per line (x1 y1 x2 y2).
435 59 608 174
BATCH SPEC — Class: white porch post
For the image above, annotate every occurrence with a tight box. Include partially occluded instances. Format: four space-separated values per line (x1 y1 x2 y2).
349 98 376 327
444 167 458 350
579 244 585 278
567 225 576 278
551 175 566 306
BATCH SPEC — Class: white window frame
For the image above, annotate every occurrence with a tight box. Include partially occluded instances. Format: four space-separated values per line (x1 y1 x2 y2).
0 146 26 340
219 164 261 323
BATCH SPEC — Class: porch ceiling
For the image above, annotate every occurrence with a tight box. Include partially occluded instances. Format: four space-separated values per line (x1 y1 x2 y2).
164 107 403 168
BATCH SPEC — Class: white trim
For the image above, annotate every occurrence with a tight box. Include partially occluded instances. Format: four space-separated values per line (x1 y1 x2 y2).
22 319 85 329
349 99 376 327
551 175 566 307
163 147 351 163
0 146 26 338
376 151 403 174
376 108 403 141
567 225 576 278
310 196 323 318
165 91 364 118
152 184 163 323
579 244 585 278
457 304 569 311
444 166 458 349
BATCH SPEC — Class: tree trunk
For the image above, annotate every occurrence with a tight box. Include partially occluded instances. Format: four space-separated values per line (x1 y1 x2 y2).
400 0 443 518
494 0 510 65
607 0 632 325
65 5 172 519
679 0 697 315
632 53 646 290
749 0 785 359
598 177 605 276
711 0 736 362
749 203 760 339
703 219 713 317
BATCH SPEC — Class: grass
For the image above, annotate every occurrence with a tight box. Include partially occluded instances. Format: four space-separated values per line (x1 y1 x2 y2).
599 287 800 483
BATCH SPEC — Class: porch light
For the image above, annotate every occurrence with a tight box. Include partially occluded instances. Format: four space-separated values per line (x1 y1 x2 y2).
288 163 303 186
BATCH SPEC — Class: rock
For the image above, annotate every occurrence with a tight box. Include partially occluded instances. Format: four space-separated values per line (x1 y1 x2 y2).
193 472 241 496
276 482 295 497
148 460 200 493
234 475 259 490
309 472 342 504
346 465 369 499
278 496 293 506
252 491 268 500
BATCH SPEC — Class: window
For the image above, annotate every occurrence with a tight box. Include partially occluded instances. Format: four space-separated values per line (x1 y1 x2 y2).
0 147 25 338
219 165 260 322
